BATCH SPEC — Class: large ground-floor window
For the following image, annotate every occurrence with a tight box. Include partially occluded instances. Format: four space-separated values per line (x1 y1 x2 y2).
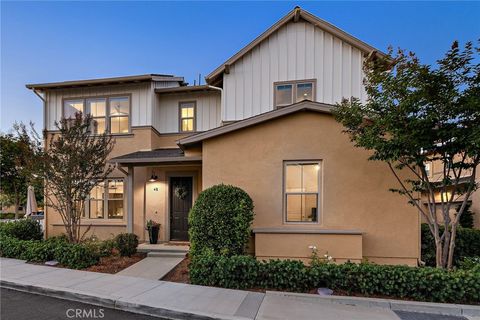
284 161 322 223
85 179 124 220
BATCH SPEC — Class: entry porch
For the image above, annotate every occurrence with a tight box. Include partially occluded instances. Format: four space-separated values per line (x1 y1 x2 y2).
110 148 202 243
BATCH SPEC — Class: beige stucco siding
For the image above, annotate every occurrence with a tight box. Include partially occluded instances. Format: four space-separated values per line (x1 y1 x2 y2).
44 127 198 241
223 20 366 121
154 92 221 133
201 111 419 265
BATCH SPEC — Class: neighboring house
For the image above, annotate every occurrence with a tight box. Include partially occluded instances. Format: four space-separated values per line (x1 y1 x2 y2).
422 160 479 228
27 7 421 265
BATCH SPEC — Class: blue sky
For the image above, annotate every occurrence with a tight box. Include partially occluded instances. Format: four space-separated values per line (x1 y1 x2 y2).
1 1 479 131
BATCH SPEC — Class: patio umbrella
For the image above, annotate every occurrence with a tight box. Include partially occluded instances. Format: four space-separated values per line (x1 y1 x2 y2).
25 186 38 217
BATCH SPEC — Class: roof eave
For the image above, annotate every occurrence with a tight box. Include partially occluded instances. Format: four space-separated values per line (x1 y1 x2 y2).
109 156 202 166
26 74 185 91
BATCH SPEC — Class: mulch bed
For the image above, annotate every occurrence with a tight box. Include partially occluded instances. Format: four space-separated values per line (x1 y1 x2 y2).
161 256 191 283
83 252 146 274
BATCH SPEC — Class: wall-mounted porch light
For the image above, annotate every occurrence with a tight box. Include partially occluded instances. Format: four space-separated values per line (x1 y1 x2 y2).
148 170 158 182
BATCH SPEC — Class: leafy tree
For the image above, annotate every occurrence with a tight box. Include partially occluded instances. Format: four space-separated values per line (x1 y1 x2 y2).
0 123 42 218
39 113 115 243
457 203 475 229
334 41 479 269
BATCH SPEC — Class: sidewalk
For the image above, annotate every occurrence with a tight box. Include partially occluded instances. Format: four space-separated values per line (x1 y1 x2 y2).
1 258 479 320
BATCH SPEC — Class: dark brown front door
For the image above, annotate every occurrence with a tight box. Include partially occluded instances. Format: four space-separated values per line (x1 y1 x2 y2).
169 176 193 241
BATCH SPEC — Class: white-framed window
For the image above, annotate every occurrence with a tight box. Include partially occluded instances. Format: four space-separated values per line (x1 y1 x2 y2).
86 98 107 134
63 99 84 118
274 80 315 108
86 179 124 220
284 161 321 223
63 96 130 134
179 101 196 132
109 97 130 134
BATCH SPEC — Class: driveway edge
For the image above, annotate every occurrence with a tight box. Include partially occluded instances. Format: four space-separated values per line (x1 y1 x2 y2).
0 279 248 320
266 291 480 317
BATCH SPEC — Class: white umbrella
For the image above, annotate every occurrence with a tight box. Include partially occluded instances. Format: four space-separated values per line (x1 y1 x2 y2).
25 186 38 217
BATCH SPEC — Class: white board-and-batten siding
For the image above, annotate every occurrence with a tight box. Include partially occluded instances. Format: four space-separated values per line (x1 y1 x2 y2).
45 83 153 131
223 20 367 121
154 92 221 133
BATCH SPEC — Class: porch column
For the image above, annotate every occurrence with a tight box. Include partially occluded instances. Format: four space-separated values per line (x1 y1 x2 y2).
126 166 134 233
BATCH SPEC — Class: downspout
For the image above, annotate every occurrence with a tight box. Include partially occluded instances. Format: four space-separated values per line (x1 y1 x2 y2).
207 85 225 125
30 89 48 238
32 89 47 131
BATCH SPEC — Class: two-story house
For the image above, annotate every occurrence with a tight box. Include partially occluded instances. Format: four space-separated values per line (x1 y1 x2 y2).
27 7 422 265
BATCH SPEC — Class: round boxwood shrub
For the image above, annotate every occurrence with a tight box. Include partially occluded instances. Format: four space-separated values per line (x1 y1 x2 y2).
115 233 138 257
189 184 254 257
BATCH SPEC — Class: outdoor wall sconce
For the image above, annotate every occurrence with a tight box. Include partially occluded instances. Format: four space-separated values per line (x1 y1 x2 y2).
148 171 158 182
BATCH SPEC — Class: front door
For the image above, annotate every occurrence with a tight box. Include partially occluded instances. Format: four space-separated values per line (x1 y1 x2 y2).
169 176 193 241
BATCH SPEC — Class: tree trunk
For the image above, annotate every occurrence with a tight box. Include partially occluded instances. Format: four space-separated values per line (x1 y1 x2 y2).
435 239 444 268
447 224 458 269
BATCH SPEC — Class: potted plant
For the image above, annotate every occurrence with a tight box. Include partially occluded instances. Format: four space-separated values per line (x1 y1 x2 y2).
146 219 160 244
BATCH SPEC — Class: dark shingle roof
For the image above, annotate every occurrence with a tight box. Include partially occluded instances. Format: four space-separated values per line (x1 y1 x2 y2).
113 148 184 161
109 148 201 165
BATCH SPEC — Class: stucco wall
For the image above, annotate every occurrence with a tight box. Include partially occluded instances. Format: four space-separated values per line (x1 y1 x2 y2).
201 111 420 265
44 127 196 241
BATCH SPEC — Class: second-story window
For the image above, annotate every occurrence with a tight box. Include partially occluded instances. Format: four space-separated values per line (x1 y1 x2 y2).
63 96 130 134
64 99 84 118
179 101 196 132
86 98 106 134
274 80 315 108
109 97 130 134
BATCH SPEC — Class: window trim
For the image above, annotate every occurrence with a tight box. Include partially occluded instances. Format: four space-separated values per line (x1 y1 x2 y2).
84 178 126 221
178 100 197 133
273 79 317 108
62 93 132 135
283 160 322 224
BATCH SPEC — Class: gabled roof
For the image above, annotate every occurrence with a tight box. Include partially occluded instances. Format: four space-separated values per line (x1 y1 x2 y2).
26 74 185 91
178 100 334 147
206 6 385 85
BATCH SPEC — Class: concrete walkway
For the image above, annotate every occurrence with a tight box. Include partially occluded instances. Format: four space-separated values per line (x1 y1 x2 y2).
117 257 183 280
1 258 479 320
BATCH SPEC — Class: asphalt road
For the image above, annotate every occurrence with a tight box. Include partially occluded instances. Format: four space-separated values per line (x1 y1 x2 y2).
0 288 164 320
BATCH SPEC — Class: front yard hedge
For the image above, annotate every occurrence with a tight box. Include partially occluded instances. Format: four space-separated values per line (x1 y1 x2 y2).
421 224 480 266
0 218 43 240
190 254 480 304
0 234 99 269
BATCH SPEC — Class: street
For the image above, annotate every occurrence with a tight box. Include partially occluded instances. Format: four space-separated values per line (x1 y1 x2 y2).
0 288 164 320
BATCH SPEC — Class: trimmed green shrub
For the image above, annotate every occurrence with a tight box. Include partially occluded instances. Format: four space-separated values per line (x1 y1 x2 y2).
421 224 480 266
189 184 254 257
114 233 138 257
83 237 116 257
0 219 43 240
0 234 99 269
54 243 99 269
190 254 480 304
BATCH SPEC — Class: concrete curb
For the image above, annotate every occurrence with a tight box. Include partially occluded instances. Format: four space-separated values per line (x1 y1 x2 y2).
0 279 249 320
266 291 480 317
